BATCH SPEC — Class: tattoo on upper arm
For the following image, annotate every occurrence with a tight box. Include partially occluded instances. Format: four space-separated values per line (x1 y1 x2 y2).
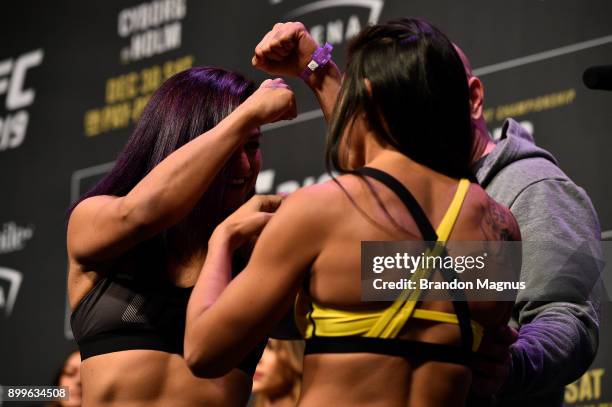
480 197 520 241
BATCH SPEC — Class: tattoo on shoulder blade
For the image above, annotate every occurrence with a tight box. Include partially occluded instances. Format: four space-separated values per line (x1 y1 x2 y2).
480 197 519 241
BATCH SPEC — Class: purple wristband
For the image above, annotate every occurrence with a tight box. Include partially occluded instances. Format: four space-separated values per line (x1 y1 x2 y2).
299 43 333 81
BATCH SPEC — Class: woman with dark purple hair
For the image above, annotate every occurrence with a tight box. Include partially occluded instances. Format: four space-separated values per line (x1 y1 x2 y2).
66 67 295 406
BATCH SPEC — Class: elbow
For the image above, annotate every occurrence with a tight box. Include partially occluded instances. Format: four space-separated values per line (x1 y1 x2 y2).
184 350 214 378
582 316 599 366
185 351 233 379
184 334 233 378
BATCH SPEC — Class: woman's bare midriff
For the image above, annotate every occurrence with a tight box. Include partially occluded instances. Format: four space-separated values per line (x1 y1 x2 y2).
299 350 471 407
70 248 249 406
80 349 252 407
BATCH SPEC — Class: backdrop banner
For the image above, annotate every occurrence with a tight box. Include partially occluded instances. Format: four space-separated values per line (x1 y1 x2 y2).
1 1 610 405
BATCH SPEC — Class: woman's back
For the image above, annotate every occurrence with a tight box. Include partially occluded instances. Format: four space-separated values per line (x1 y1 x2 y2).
297 152 519 406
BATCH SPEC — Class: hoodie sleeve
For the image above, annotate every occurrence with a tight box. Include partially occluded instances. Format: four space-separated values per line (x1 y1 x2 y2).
499 178 602 399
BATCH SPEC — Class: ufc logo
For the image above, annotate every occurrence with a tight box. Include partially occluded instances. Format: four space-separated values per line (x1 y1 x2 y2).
0 49 43 152
0 49 44 111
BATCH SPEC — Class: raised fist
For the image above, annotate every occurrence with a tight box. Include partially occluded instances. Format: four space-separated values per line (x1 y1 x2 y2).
240 78 297 126
252 22 319 78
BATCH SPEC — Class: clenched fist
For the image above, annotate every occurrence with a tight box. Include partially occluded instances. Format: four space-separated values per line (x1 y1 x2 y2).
252 22 319 78
240 78 297 126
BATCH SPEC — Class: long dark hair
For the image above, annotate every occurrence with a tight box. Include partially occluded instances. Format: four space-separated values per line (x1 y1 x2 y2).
327 17 473 179
68 67 256 258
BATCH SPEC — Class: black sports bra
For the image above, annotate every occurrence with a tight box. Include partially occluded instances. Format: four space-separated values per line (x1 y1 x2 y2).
70 247 264 375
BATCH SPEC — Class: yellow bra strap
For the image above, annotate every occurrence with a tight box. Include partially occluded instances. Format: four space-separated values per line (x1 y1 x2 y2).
435 178 470 242
365 242 446 338
365 179 471 339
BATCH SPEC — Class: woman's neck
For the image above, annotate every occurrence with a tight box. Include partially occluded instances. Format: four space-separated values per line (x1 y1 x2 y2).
358 130 422 171
359 129 386 165
358 131 431 177
361 145 456 197
365 149 429 174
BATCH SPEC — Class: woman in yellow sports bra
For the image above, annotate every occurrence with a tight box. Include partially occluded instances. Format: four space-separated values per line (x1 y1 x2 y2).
185 18 521 406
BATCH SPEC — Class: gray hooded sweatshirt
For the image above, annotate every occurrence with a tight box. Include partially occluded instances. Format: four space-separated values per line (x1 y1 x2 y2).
474 119 601 406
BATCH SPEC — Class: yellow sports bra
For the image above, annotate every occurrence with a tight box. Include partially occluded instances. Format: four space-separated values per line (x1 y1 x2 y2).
296 167 482 365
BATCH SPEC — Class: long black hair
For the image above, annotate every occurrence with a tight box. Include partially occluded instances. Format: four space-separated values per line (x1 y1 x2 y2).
327 17 473 179
68 67 256 259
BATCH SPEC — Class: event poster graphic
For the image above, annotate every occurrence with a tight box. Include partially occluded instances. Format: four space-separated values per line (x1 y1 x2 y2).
1 0 611 405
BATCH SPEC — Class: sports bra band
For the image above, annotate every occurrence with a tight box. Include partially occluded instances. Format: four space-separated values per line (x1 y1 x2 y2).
304 336 471 366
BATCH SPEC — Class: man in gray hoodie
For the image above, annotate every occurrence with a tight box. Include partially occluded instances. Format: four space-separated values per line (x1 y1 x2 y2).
457 47 602 405
252 22 602 405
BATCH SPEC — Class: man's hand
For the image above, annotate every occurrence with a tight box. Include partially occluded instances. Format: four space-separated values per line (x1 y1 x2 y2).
252 22 319 78
471 325 519 396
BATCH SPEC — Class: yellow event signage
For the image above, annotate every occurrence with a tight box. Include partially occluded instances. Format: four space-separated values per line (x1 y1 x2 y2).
482 88 576 123
565 368 608 406
83 54 193 137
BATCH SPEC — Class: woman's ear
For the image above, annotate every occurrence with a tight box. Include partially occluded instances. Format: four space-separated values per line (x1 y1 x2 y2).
468 76 484 121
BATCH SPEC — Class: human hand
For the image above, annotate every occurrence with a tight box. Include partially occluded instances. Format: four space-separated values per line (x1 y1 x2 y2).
252 22 318 77
239 78 297 127
213 194 284 250
470 325 518 396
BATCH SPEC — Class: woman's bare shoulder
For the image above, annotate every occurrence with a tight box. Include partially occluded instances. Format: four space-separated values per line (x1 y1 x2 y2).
463 183 521 242
68 195 123 232
282 173 364 212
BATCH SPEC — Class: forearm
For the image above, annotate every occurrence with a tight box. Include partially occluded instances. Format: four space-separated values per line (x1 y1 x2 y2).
502 302 599 397
185 231 235 371
122 107 256 230
188 232 234 321
304 60 342 122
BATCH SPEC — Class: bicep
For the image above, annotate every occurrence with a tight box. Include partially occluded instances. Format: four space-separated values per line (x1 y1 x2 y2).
67 195 152 266
226 213 317 323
